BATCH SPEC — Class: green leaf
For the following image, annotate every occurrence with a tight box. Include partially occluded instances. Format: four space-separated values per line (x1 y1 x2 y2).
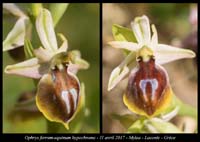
173 96 197 120
112 24 137 55
112 24 136 42
148 118 182 133
127 118 146 133
111 113 137 129
159 95 197 121
49 3 69 27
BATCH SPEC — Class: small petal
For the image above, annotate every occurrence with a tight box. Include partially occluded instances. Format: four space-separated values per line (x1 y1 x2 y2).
56 33 68 54
36 9 58 52
155 44 196 65
68 50 89 70
4 58 42 79
3 3 26 17
131 21 143 43
108 41 139 51
131 15 151 44
3 17 29 51
108 51 136 91
34 47 54 62
69 50 81 58
150 24 158 49
72 58 90 70
138 15 151 43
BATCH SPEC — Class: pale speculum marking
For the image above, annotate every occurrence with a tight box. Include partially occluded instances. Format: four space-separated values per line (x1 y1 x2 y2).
61 91 70 114
139 79 158 101
69 88 77 110
61 88 78 114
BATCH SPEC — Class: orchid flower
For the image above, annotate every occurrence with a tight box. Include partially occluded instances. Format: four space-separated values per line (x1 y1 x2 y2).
108 15 195 118
3 3 31 51
3 3 68 52
4 8 89 129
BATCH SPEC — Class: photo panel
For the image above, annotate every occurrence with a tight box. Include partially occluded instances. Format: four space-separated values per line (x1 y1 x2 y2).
3 3 100 133
103 3 197 133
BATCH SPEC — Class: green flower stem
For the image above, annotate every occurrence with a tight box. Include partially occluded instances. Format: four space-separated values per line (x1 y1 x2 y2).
31 3 43 18
24 39 34 58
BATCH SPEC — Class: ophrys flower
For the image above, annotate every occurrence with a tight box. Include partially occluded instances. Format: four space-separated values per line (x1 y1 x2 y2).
4 8 89 129
108 15 195 117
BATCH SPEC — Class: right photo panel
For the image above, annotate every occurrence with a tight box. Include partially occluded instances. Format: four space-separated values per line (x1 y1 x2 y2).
103 3 197 133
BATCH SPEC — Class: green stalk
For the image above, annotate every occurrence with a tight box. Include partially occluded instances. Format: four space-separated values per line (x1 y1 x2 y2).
31 3 43 18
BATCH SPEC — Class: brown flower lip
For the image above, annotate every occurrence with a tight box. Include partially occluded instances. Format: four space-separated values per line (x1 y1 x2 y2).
51 64 80 122
126 57 169 116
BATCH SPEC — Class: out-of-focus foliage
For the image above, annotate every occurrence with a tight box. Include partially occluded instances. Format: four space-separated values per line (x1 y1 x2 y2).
3 3 99 133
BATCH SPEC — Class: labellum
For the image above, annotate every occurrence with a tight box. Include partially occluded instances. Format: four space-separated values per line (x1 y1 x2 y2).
51 65 80 121
36 52 81 129
123 47 173 117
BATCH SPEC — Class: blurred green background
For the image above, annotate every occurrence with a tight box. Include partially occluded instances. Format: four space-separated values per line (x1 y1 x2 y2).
3 3 99 133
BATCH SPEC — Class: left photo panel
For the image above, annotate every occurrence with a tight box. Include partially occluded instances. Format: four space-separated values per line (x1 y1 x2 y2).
3 3 100 133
